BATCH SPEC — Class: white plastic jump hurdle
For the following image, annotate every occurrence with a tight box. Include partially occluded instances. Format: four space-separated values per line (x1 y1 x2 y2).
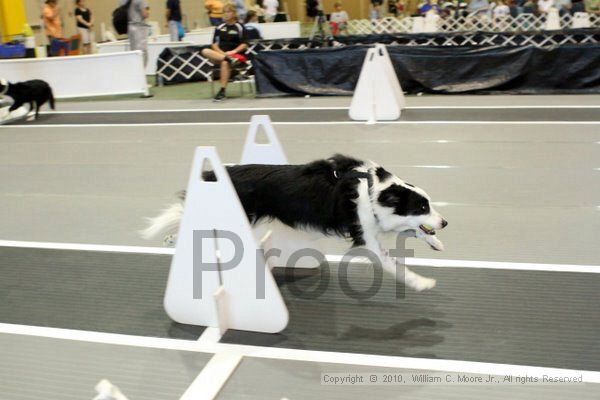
164 115 321 334
349 43 406 123
0 51 148 99
0 103 29 125
241 117 322 270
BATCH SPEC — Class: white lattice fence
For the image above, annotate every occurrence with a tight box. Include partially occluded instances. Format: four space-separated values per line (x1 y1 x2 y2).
329 31 598 48
348 13 600 35
157 51 214 82
156 26 599 84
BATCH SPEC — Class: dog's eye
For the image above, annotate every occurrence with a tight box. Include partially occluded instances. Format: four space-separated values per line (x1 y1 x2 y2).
421 205 429 212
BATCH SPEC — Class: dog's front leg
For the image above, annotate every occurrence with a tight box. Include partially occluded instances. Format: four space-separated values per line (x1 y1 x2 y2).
8 102 21 112
355 180 435 291
359 231 436 292
377 244 436 292
414 229 445 251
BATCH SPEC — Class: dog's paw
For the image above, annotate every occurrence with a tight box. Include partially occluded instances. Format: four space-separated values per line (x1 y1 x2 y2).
413 276 437 292
429 243 444 251
425 235 444 251
163 234 177 247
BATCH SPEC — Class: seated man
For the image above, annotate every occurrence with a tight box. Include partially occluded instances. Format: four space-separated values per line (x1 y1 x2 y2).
201 4 249 102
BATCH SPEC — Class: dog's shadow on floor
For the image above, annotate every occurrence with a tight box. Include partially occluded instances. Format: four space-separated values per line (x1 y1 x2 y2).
338 318 450 343
220 265 453 357
336 318 452 358
270 266 453 355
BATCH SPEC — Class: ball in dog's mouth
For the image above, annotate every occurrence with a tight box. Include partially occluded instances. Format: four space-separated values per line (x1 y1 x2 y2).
419 224 436 235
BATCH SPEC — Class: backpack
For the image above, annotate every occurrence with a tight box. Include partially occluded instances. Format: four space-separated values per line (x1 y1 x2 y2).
112 0 133 35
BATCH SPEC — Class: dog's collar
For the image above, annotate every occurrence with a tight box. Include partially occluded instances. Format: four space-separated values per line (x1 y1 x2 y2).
335 168 381 228
334 170 373 189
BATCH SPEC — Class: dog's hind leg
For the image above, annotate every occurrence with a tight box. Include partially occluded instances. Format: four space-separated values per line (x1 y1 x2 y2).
26 102 34 118
34 102 40 119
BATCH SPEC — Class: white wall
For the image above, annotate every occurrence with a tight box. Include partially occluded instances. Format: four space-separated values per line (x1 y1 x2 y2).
0 50 148 98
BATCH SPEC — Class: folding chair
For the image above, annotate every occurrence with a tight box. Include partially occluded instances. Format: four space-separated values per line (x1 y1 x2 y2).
210 61 254 98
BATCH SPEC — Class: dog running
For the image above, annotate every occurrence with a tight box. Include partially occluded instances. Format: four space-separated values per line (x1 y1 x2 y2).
0 78 55 119
142 154 448 291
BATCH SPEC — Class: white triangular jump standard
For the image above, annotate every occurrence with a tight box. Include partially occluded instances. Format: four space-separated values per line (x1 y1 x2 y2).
164 146 289 333
0 104 30 124
349 43 406 123
240 115 287 165
241 115 322 269
164 116 327 334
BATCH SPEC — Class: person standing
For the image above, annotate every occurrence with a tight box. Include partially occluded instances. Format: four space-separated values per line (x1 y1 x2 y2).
43 0 62 44
553 0 571 15
120 0 150 67
263 0 279 22
585 0 600 14
244 10 263 38
493 0 510 21
166 0 183 41
205 0 224 26
233 0 247 22
571 0 585 12
330 2 349 35
201 4 248 101
74 0 94 54
537 0 555 13
467 0 490 15
370 0 383 19
306 0 319 19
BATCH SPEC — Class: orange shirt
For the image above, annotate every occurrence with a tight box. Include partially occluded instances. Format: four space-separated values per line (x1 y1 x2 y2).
205 0 224 18
43 4 62 38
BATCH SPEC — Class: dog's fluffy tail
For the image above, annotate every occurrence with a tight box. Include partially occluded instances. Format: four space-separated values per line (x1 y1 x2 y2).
48 87 55 110
140 202 184 240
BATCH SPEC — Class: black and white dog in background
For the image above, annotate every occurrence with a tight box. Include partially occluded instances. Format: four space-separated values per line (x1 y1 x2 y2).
142 154 448 291
0 78 55 119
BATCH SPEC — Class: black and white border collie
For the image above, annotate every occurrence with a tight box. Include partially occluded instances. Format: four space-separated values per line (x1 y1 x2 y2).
0 78 55 119
142 154 448 291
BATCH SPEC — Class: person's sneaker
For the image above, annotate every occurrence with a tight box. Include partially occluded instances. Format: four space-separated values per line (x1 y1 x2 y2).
213 88 226 102
226 55 239 67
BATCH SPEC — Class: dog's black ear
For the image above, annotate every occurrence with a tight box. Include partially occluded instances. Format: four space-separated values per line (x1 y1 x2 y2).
303 160 334 177
327 154 363 173
375 167 392 182
176 190 187 201
378 189 395 205
378 184 407 207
